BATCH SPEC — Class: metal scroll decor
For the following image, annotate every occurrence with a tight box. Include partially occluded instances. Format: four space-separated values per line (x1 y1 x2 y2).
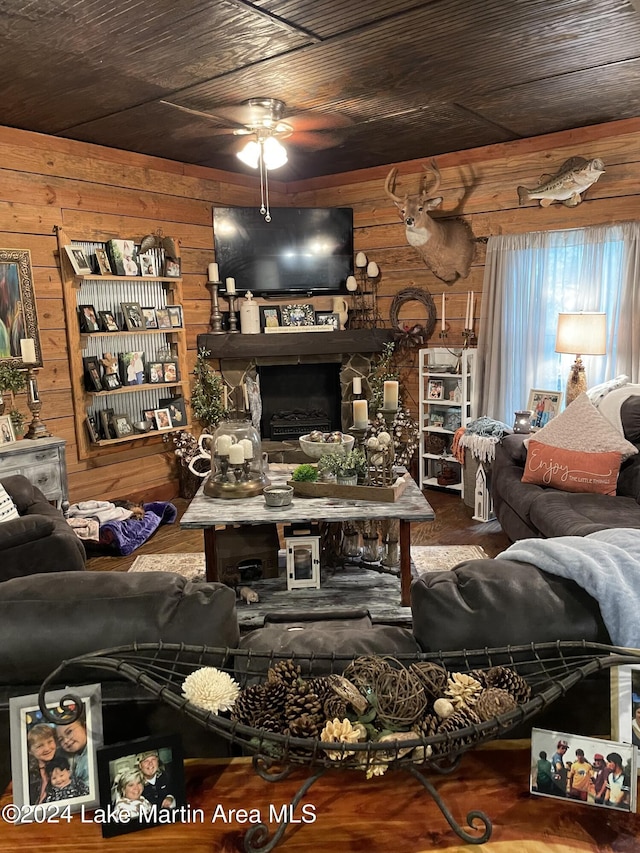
390 287 437 348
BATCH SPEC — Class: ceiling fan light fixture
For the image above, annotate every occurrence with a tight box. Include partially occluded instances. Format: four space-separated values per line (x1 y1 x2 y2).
236 139 261 169
262 136 288 170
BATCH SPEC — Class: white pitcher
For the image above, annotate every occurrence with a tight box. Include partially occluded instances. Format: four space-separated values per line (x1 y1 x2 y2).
331 296 349 330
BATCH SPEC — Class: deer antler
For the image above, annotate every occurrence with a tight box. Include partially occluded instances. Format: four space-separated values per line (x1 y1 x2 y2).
421 160 442 197
384 167 404 203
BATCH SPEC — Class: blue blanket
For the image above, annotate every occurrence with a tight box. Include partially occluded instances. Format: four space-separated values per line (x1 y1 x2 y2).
503 528 640 648
91 501 177 556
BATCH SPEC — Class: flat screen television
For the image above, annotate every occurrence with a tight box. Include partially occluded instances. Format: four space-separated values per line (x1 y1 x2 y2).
213 206 354 296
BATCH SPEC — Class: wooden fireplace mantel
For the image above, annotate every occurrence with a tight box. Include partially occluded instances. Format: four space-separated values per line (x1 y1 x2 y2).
197 328 395 359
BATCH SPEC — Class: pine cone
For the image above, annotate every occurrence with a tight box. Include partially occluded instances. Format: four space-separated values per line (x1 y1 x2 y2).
254 711 286 733
286 713 320 740
285 683 323 725
231 684 265 726
306 676 335 705
262 680 289 715
485 666 531 704
435 707 482 754
475 687 517 722
267 659 301 688
466 668 489 688
412 712 439 739
444 672 483 709
324 694 348 721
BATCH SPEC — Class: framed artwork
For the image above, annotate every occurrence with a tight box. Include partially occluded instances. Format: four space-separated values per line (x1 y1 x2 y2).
138 251 158 277
78 304 100 333
148 362 164 384
155 308 171 329
85 415 99 443
162 360 178 383
94 249 112 275
96 734 185 838
0 248 43 367
119 351 145 386
120 302 144 331
142 408 157 428
611 664 640 758
0 413 16 444
164 258 181 278
280 303 315 327
528 389 563 429
167 305 183 328
102 372 121 391
98 310 119 332
64 245 92 276
159 396 186 426
82 356 103 393
112 414 134 438
427 380 444 400
154 408 173 430
141 307 158 329
530 727 636 811
99 408 115 439
9 683 103 820
106 240 139 277
259 306 281 330
315 311 339 329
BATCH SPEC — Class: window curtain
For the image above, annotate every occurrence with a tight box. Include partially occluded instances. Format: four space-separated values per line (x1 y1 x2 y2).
476 222 640 424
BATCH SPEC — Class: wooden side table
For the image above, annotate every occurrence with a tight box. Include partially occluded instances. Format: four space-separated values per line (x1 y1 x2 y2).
0 436 69 511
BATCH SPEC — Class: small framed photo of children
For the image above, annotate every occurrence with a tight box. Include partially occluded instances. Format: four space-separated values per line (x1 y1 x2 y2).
141 307 158 329
259 305 281 330
78 304 100 333
167 306 183 328
148 362 164 384
527 389 563 430
96 734 185 838
119 351 146 386
120 302 144 331
112 414 134 438
315 311 340 329
94 249 112 275
155 308 171 329
164 258 181 278
138 252 158 277
98 310 119 332
102 372 122 391
64 245 93 276
9 683 103 820
428 380 444 400
154 408 173 430
162 360 178 383
0 414 16 444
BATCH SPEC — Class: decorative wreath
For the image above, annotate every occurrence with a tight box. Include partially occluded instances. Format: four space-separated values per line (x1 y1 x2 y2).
390 288 437 348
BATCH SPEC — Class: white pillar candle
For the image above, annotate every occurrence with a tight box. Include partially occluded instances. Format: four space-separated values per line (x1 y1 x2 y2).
216 434 232 456
228 443 245 464
366 261 379 278
383 380 399 411
352 376 362 395
346 275 358 292
208 262 219 282
225 277 236 294
243 382 249 410
469 291 475 332
353 399 368 429
222 385 228 409
441 293 446 331
465 292 471 329
355 251 367 268
20 338 36 363
240 438 254 459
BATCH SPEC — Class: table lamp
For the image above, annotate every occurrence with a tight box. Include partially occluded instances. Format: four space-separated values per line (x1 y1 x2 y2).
555 312 606 405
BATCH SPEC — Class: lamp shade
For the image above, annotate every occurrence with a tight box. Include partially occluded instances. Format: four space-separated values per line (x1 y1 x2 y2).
555 313 607 355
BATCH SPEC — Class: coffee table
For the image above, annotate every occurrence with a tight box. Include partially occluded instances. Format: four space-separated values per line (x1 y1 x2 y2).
180 464 435 606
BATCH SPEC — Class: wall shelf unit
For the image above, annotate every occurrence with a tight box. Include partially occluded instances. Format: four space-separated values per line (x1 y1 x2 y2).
418 347 475 494
57 228 191 460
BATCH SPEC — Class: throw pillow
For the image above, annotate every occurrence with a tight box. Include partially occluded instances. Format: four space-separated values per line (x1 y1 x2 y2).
522 440 621 495
621 396 640 445
531 392 638 461
0 483 19 523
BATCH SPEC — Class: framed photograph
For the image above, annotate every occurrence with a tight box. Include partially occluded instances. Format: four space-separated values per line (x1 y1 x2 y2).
64 245 92 276
259 305 281 330
148 362 164 384
527 389 563 429
98 310 119 332
120 301 144 331
85 415 99 443
167 305 183 328
611 664 640 757
94 249 112 275
0 249 43 368
96 734 185 838
142 408 157 429
315 311 340 329
82 356 103 393
159 396 186 427
162 360 178 383
428 380 444 400
119 351 146 386
106 239 139 277
281 303 315 327
0 413 16 444
138 251 158 277
78 304 100 333
164 258 181 278
9 683 102 820
155 307 171 329
153 408 173 430
141 307 158 329
102 372 122 391
530 727 636 811
112 414 134 438
99 407 115 439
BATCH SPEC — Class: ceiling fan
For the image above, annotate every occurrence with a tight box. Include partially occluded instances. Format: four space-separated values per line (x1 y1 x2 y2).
161 97 350 220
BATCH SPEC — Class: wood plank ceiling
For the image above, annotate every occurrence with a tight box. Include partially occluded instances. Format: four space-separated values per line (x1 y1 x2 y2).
2 0 640 180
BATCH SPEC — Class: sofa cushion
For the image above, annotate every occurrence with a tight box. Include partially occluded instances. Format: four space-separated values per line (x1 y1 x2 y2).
0 515 55 550
529 491 640 537
522 440 621 495
0 483 18 523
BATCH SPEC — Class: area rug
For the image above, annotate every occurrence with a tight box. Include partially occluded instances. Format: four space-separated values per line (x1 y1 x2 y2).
410 544 488 576
129 552 206 581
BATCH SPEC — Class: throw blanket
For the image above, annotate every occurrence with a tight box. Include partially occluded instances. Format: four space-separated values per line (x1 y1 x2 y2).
89 501 177 556
502 528 640 648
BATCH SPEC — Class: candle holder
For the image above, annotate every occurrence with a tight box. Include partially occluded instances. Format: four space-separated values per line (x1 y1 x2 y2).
348 423 369 451
227 294 239 334
206 280 225 334
24 367 51 440
438 329 448 342
462 328 476 349
379 408 398 430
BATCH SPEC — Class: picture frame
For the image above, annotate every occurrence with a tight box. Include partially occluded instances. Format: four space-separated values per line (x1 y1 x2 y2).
9 683 103 820
0 248 43 368
120 301 144 331
111 413 134 438
164 258 181 278
98 310 119 332
142 408 157 428
106 239 139 277
162 360 178 383
78 304 100 333
167 305 183 328
530 726 636 811
85 415 99 443
611 664 640 758
427 380 444 400
315 311 340 329
141 307 158 329
527 389 563 429
119 351 146 386
96 733 185 838
155 307 171 329
138 251 158 277
64 245 92 276
259 305 281 330
102 372 122 391
159 396 187 427
99 407 115 439
94 249 112 275
148 362 164 384
0 413 16 444
82 356 103 393
280 303 315 327
153 407 173 430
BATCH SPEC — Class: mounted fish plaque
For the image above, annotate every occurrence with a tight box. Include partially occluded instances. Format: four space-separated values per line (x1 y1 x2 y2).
517 156 604 208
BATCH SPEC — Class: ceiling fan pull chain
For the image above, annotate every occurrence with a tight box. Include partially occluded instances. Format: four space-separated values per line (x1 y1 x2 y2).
258 139 272 222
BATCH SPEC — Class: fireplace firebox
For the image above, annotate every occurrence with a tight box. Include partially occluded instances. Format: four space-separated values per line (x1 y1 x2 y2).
258 363 342 440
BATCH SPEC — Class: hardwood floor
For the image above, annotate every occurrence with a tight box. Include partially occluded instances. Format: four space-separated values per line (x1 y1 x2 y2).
86 487 511 573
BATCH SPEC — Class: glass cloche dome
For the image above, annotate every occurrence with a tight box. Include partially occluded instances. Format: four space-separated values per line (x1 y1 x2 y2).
204 419 268 499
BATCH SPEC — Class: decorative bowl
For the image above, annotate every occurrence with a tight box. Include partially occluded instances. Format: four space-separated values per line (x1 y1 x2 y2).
133 419 153 433
298 433 354 460
263 484 294 507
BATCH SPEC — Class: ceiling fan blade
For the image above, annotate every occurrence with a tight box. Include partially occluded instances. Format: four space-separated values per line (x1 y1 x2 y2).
160 100 248 129
285 111 353 132
288 130 344 151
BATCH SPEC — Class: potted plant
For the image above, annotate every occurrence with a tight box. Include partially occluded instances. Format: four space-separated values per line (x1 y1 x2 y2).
190 348 229 431
0 362 27 436
317 448 367 486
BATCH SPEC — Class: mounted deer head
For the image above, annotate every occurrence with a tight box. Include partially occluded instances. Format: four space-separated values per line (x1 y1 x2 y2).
385 161 475 284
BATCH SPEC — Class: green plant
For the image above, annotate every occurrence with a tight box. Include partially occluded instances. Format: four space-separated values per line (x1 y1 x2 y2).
9 409 25 436
368 341 399 416
0 362 26 397
190 349 229 430
317 448 367 478
291 463 318 482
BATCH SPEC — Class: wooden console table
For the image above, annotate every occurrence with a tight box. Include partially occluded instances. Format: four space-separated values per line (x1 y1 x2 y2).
180 464 435 606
